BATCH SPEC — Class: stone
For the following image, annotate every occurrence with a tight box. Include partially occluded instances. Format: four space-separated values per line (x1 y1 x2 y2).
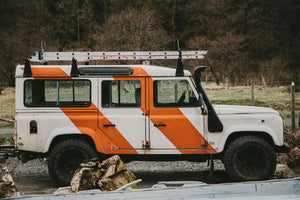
71 167 103 192
54 186 75 195
277 147 300 168
277 153 289 165
98 170 137 192
283 131 300 148
277 130 300 168
101 155 126 178
0 166 19 198
64 155 137 194
274 164 295 179
289 147 300 167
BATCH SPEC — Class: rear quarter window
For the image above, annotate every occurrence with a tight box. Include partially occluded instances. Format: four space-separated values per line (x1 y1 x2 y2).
24 79 91 107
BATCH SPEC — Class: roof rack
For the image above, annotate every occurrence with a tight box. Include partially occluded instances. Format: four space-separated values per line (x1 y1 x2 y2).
25 42 208 77
29 50 208 63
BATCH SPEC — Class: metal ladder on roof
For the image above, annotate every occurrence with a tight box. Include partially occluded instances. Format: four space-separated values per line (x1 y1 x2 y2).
29 41 207 63
29 50 208 63
26 41 208 77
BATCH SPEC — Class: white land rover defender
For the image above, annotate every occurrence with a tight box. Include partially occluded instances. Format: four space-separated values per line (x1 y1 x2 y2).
2 49 289 185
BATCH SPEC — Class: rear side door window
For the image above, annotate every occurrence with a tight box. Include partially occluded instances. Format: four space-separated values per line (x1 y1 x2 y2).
102 80 141 108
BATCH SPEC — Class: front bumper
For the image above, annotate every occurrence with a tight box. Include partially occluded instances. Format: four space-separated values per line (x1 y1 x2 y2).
276 142 291 153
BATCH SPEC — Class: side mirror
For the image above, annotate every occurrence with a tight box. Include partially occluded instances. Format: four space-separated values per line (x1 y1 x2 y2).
198 93 207 115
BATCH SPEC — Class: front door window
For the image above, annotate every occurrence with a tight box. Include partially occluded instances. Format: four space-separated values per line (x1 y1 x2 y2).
154 79 197 107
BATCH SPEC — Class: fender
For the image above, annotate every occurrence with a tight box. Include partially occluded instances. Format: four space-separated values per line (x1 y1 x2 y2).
44 127 101 153
44 127 81 153
216 124 282 153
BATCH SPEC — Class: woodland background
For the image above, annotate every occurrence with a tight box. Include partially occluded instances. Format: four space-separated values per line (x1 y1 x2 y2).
0 0 299 87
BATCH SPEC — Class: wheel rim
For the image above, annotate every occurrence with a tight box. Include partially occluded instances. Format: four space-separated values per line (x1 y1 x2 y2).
234 145 268 179
56 146 88 181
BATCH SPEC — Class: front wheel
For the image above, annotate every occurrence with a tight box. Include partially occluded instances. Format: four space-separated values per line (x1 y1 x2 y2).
48 139 98 186
223 136 276 181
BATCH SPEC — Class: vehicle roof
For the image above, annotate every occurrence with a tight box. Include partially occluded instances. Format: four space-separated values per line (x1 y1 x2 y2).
15 64 192 78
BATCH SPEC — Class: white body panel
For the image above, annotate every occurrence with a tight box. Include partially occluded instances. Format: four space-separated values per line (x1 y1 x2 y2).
14 64 284 155
100 108 145 150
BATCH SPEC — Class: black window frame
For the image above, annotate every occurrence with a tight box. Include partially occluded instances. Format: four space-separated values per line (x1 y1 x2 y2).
24 79 91 107
153 79 199 108
101 80 141 108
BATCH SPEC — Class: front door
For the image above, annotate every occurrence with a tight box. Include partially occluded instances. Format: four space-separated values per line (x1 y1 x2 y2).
148 77 215 154
98 77 146 151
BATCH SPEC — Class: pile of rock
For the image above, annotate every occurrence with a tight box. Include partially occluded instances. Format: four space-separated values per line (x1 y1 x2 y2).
274 164 295 179
55 155 137 194
0 166 19 198
277 130 300 167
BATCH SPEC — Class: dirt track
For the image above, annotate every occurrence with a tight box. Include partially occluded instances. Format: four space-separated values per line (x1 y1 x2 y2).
3 157 228 196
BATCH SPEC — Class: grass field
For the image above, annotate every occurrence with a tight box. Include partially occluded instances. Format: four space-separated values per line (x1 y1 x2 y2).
0 85 299 128
0 87 15 129
205 85 300 119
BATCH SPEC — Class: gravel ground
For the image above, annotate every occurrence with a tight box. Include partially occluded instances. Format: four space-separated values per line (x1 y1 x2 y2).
2 157 227 196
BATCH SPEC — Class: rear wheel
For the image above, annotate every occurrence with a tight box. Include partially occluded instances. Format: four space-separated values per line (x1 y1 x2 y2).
223 136 276 181
48 139 98 186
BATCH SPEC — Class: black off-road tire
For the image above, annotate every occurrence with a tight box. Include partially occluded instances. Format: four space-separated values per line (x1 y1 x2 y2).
48 139 98 186
223 136 276 181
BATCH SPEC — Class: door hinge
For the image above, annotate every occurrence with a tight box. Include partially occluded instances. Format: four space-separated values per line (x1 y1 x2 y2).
142 141 150 149
201 140 208 147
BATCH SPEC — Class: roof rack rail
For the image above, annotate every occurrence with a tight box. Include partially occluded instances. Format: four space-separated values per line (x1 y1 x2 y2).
29 50 208 63
26 42 208 77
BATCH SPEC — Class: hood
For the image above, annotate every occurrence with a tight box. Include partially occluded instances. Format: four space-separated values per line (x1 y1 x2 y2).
213 105 279 115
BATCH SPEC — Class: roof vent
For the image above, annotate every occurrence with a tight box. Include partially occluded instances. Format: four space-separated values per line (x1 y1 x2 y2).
79 67 134 75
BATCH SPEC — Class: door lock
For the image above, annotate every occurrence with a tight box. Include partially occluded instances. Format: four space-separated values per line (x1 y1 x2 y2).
103 124 115 127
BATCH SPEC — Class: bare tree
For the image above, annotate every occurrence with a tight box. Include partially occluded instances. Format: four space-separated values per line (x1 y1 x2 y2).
92 7 169 51
259 56 287 87
188 33 246 85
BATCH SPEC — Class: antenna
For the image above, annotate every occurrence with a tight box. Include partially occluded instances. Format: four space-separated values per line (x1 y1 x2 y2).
176 40 184 77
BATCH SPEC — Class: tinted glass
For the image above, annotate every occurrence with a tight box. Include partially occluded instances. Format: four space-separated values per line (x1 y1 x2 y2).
102 80 141 107
24 80 91 107
154 80 198 107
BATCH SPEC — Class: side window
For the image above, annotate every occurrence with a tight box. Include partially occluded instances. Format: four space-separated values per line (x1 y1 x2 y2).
24 80 91 107
154 79 198 107
102 80 141 107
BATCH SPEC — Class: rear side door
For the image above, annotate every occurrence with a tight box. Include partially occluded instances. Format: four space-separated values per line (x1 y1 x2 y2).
148 77 216 154
98 77 146 151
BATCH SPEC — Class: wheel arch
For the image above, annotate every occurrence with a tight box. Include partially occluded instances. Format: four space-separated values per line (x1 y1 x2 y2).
222 131 275 153
48 134 97 154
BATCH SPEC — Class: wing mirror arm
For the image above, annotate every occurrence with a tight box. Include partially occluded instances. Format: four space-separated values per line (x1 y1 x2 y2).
198 93 207 115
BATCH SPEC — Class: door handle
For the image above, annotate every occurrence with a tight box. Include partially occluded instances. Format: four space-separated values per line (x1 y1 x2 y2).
103 124 116 127
154 124 166 127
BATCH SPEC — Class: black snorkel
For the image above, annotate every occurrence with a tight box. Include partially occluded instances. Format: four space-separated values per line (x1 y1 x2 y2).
194 66 223 132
